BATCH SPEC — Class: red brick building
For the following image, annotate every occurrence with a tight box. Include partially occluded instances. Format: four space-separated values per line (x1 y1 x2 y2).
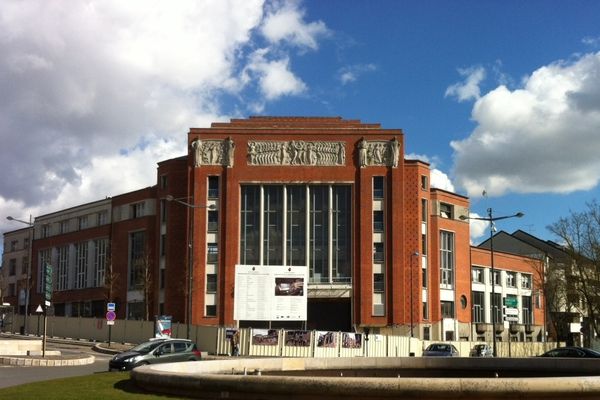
1 116 545 342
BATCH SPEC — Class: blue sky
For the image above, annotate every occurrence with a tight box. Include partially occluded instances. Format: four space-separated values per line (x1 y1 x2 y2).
1 0 600 251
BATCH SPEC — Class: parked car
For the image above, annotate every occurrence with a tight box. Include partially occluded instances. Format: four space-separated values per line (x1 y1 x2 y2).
108 338 201 371
539 346 600 358
470 343 494 357
422 343 460 357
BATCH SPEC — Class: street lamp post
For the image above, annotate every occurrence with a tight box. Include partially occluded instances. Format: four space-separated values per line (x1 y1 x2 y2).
165 195 215 340
6 215 33 335
460 208 523 357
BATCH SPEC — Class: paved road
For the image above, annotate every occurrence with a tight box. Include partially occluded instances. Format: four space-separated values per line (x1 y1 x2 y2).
0 340 116 389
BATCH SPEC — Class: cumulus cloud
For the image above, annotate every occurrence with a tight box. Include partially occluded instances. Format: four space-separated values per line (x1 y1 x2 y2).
405 153 455 193
445 66 486 102
451 52 600 197
466 213 489 243
0 0 330 248
337 63 377 85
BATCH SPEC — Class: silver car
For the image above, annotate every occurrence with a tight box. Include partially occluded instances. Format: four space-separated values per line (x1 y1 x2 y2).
422 343 460 357
108 338 201 371
470 343 494 357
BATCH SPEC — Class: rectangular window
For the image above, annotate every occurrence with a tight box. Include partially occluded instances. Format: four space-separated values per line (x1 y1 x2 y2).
373 176 384 199
97 210 108 226
10 240 18 251
286 185 307 267
472 267 484 283
206 274 217 293
24 237 29 249
506 271 516 288
439 202 453 219
422 301 429 320
160 269 165 289
9 259 16 275
160 234 166 257
423 326 430 341
521 274 532 289
373 242 384 263
421 175 428 190
440 231 454 287
421 234 427 256
131 202 145 219
75 242 88 289
490 270 501 285
208 176 219 199
207 243 218 264
421 199 428 223
422 266 427 288
491 292 502 324
240 186 260 265
57 246 69 291
264 185 283 265
41 224 51 238
472 291 485 323
332 185 351 282
160 175 167 189
310 185 329 282
59 220 69 234
522 296 533 324
208 210 219 232
205 304 217 317
160 199 167 223
373 210 384 232
441 301 454 318
94 239 107 287
78 215 88 230
373 273 384 293
129 231 145 289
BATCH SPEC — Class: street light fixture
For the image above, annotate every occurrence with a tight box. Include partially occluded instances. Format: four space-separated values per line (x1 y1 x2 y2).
165 195 215 339
460 208 524 357
6 215 33 335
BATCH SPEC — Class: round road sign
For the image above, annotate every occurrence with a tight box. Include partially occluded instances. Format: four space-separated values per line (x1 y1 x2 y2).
106 311 116 321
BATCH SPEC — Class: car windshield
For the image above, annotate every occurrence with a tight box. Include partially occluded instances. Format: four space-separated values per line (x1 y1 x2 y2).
428 344 449 352
130 340 166 354
585 348 600 356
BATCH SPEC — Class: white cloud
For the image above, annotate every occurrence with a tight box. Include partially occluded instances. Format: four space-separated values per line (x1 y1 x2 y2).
451 52 600 197
261 0 329 50
245 49 307 100
582 36 600 47
445 66 486 102
466 213 489 244
404 153 455 192
338 63 377 85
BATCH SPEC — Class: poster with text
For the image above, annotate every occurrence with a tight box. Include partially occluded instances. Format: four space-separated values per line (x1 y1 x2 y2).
234 265 308 321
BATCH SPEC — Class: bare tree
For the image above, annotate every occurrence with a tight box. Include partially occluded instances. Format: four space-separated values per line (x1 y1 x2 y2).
548 200 600 343
103 253 120 303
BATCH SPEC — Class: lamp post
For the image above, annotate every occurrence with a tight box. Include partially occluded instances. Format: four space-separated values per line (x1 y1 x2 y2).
6 215 33 335
165 195 215 339
460 208 523 357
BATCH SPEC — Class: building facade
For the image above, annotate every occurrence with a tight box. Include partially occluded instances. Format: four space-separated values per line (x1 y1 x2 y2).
1 116 545 342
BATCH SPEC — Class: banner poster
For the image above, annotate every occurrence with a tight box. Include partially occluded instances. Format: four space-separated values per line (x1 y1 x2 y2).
251 329 279 346
341 332 362 348
155 315 172 338
234 265 308 321
285 330 311 347
316 331 337 348
225 328 238 339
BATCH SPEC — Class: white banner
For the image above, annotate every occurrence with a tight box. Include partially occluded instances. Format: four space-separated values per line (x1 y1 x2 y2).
234 265 308 321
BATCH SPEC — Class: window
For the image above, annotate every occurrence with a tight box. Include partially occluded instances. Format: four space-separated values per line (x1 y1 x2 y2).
160 269 165 290
8 283 16 297
129 231 146 289
521 274 532 289
373 273 384 293
75 241 88 289
160 175 168 189
24 237 29 249
440 231 454 287
59 220 69 234
373 242 384 263
522 296 532 324
78 215 88 230
97 210 108 226
41 224 51 238
240 186 260 265
206 274 217 293
94 239 107 288
57 246 69 291
208 210 219 232
10 240 18 251
422 266 428 288
207 243 218 264
460 295 468 309
8 259 16 275
472 291 485 323
423 326 430 341
439 202 453 219
208 176 219 198
160 234 166 256
506 271 516 288
441 301 454 318
373 176 384 199
421 234 427 256
206 304 217 317
421 175 428 190
160 199 167 223
422 301 429 320
131 202 145 219
21 256 28 275
421 199 428 223
490 292 502 324
287 185 307 267
373 210 384 232
472 267 484 283
490 269 501 285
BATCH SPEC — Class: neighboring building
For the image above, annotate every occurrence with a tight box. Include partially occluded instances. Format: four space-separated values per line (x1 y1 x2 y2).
1 226 32 315
0 116 546 342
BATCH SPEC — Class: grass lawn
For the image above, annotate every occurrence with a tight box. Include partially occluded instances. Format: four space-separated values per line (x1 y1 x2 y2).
0 372 187 399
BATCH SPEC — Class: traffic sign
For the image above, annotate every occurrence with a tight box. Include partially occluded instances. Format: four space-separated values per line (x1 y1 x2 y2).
504 297 518 308
107 303 116 312
43 263 53 302
107 320 115 326
106 311 116 321
504 315 519 322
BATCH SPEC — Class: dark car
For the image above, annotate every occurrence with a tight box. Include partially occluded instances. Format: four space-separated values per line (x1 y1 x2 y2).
470 343 494 357
539 346 600 358
422 343 460 357
108 338 201 371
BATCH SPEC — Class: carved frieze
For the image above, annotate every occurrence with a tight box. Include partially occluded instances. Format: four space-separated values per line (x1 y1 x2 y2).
191 138 235 168
247 140 345 166
358 137 400 168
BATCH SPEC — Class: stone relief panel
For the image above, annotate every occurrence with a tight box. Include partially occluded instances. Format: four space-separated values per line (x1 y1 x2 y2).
358 138 400 168
247 140 346 166
192 138 235 168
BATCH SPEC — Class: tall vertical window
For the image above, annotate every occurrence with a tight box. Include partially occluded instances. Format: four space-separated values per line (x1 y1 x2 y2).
59 220 69 234
491 292 502 324
8 259 16 275
522 295 532 324
439 202 453 218
373 210 384 232
160 175 168 189
129 231 145 289
264 186 283 265
94 239 107 287
373 242 384 263
472 267 484 283
78 215 88 230
506 271 516 287
131 202 145 219
472 291 485 322
332 186 351 281
160 200 167 223
373 176 384 199
97 210 108 226
286 185 306 266
310 185 329 282
521 274 532 289
208 176 219 198
440 231 454 287
240 186 260 265
57 246 69 291
75 242 88 289
207 243 218 264
41 224 51 238
421 175 428 190
208 210 219 232
206 274 217 293
441 301 454 318
373 273 384 292
422 301 429 320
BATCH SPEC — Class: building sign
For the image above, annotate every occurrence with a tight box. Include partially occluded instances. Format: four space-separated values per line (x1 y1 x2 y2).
234 265 307 321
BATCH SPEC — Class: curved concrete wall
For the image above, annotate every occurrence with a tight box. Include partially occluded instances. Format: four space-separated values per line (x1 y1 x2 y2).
131 357 600 399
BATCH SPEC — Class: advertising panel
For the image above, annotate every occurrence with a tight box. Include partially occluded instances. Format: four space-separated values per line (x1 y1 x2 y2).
234 265 308 321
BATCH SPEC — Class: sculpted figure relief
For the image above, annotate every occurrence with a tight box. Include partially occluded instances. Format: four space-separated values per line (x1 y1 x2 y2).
247 141 345 166
357 138 401 168
191 138 232 167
